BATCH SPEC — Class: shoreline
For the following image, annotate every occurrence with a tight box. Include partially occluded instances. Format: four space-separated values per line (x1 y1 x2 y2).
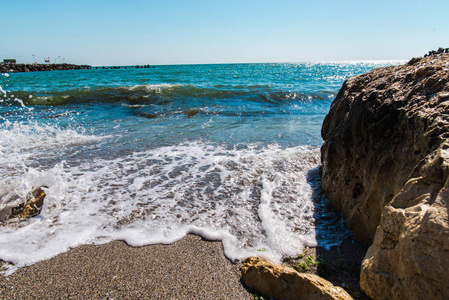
0 234 367 299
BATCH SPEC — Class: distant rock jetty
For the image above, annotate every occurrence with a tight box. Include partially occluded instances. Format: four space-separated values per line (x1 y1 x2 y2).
424 47 449 57
0 63 92 73
93 65 154 70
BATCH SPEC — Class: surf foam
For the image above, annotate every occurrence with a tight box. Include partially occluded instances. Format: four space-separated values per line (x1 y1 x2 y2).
0 138 350 275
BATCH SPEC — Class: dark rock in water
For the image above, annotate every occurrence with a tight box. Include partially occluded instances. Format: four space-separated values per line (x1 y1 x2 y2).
183 108 202 118
135 112 157 119
320 54 449 299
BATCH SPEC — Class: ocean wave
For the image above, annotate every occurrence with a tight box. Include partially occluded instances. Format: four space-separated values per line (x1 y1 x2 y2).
0 120 107 185
0 84 336 107
0 141 350 274
0 121 105 154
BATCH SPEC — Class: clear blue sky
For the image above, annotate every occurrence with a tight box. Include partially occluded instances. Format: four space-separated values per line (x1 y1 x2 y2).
1 0 448 66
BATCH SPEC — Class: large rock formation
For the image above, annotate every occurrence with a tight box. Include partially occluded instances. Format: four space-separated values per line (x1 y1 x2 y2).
240 257 352 300
321 54 449 299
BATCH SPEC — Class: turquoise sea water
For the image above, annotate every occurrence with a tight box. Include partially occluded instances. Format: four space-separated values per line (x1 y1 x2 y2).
0 61 401 273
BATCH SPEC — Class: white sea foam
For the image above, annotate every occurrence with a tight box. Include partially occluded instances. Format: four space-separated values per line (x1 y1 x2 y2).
0 121 104 158
129 83 182 92
0 121 107 211
0 127 350 274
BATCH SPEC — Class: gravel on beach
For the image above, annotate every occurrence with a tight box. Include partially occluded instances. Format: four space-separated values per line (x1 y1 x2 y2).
0 234 252 299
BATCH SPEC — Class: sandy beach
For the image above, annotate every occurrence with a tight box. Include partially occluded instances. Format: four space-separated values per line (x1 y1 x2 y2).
0 233 369 299
0 235 252 299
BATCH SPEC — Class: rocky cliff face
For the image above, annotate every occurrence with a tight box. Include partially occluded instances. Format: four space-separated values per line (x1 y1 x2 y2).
321 54 449 299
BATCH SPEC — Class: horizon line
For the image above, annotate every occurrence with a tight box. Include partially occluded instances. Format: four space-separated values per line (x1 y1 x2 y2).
91 59 409 67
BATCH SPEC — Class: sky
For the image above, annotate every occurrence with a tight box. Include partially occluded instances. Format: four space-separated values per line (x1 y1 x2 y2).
1 0 448 66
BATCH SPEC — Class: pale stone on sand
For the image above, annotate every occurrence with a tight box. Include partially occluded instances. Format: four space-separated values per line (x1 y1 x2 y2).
240 257 352 300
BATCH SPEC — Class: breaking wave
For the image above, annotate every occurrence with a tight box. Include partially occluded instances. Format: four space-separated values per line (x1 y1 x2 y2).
0 140 350 274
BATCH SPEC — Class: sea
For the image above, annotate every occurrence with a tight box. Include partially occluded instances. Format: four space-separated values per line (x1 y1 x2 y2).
0 61 401 274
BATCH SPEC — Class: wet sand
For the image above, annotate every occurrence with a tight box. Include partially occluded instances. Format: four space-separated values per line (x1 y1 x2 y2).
0 235 252 299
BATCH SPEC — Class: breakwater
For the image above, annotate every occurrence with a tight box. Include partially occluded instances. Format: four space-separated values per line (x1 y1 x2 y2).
93 65 154 69
0 63 91 73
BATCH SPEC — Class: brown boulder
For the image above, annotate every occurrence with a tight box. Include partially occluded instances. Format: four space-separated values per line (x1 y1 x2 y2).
10 186 46 218
320 54 449 299
240 257 352 300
